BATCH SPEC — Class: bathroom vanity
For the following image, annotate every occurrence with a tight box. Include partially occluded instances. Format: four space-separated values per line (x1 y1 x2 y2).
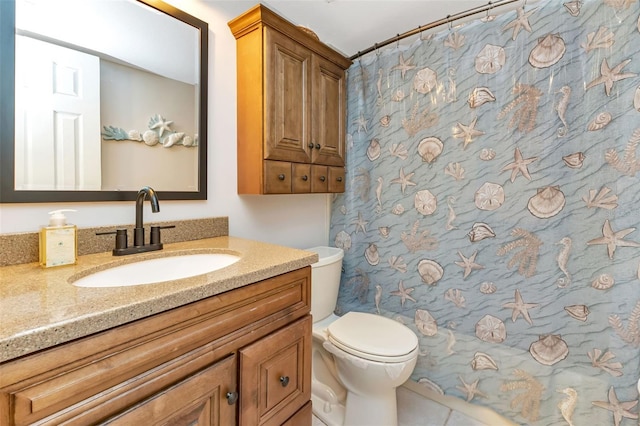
0 236 317 425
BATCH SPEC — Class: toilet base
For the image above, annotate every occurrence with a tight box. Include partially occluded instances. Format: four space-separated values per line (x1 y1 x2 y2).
344 388 398 426
311 393 345 426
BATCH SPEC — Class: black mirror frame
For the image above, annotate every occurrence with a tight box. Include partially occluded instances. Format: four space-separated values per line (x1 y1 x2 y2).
0 0 208 203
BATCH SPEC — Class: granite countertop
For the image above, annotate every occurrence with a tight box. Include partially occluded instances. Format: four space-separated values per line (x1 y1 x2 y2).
0 236 318 363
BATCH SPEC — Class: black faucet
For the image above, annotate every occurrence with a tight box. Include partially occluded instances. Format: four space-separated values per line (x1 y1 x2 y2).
97 186 174 256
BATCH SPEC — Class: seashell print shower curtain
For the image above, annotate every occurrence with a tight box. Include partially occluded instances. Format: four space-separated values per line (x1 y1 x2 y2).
329 0 640 424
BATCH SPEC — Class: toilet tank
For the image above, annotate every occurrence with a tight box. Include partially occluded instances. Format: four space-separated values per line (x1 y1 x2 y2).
305 246 344 322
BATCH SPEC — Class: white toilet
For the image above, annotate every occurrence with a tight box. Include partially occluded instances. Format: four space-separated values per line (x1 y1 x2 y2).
306 246 419 426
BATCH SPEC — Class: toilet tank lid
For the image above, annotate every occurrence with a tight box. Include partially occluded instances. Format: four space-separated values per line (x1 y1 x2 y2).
327 312 418 359
305 246 344 268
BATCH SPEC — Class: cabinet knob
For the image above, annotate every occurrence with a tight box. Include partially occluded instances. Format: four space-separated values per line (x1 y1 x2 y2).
226 391 238 405
337 176 343 182
278 174 285 181
308 143 314 149
302 175 308 181
319 176 326 182
315 143 321 150
279 376 290 387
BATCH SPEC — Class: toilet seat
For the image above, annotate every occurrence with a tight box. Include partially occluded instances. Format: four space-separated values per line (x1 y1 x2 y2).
327 312 418 363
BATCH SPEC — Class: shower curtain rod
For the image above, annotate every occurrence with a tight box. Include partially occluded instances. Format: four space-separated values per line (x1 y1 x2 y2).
350 0 532 61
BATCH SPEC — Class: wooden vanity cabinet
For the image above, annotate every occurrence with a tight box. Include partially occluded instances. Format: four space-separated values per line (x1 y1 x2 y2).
229 4 351 195
0 267 312 426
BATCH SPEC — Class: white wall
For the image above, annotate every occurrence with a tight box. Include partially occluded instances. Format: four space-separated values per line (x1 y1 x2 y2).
0 0 332 250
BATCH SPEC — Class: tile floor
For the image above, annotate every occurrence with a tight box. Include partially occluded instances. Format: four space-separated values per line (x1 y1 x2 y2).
312 384 511 426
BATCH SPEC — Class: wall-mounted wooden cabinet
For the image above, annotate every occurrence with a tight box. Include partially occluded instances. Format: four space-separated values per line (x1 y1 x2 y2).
229 5 351 194
0 268 311 426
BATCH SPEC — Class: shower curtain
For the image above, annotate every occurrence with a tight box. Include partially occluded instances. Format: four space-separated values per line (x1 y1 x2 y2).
329 0 640 424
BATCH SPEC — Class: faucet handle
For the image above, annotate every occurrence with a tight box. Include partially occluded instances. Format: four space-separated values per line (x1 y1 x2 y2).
96 229 128 250
150 225 176 245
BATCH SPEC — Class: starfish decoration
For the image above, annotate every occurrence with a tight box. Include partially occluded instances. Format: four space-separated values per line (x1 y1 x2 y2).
502 289 539 325
501 148 539 182
587 219 640 259
391 167 417 194
355 113 368 133
452 117 485 149
502 7 537 40
351 211 368 234
150 115 173 137
392 52 416 80
455 250 484 279
390 280 417 307
586 58 637 96
592 386 638 426
456 376 488 402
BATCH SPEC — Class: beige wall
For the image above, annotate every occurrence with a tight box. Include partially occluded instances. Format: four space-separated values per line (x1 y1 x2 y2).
0 1 331 250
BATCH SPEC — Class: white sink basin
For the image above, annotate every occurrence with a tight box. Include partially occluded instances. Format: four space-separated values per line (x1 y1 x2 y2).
72 253 240 288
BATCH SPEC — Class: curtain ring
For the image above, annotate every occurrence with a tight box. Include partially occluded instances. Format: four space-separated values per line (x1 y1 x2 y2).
396 34 400 48
446 15 452 31
486 1 492 18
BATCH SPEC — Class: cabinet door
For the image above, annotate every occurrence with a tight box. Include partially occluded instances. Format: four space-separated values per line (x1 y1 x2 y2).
311 55 346 167
239 316 311 426
264 28 312 164
104 355 237 426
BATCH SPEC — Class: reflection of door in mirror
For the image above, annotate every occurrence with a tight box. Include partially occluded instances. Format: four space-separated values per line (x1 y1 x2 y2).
15 35 102 190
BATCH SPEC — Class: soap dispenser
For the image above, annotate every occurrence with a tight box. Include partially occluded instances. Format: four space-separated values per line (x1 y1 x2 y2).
39 209 77 268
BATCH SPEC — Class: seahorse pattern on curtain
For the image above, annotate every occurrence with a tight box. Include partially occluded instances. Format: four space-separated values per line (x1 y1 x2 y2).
329 0 640 424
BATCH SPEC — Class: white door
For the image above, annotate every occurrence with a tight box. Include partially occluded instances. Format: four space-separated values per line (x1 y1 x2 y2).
15 35 101 190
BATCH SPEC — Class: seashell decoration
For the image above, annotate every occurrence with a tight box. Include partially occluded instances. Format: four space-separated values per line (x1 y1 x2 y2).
143 130 160 146
475 44 506 74
366 138 381 161
391 89 406 102
468 87 496 108
468 222 496 242
163 132 185 148
479 148 496 161
634 86 640 112
415 309 438 336
475 315 506 343
565 304 590 321
563 1 582 16
529 334 569 365
480 282 497 294
128 130 142 141
413 68 438 94
474 182 505 211
587 112 612 131
364 243 380 266
391 204 405 215
389 143 408 160
334 230 352 251
444 162 465 181
529 34 566 68
562 152 585 169
417 137 444 163
380 115 391 127
378 226 391 238
415 190 437 215
591 273 614 290
471 352 499 370
418 259 444 285
418 378 445 395
182 135 195 147
527 186 566 219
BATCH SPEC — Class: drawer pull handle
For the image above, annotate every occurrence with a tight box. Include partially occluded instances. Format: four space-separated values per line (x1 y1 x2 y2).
279 376 290 387
226 391 238 405
319 176 326 182
315 143 321 150
308 143 315 149
337 176 343 182
302 175 308 181
278 174 285 181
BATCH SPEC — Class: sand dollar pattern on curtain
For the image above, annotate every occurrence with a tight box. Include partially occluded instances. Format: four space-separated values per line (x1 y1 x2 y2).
329 0 640 424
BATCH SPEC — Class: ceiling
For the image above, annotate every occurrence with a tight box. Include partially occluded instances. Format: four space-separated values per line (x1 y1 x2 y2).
259 0 516 58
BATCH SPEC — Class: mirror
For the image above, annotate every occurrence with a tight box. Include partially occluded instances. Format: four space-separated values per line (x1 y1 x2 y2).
0 0 208 203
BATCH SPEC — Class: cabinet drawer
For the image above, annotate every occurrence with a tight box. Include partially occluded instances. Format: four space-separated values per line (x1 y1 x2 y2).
310 165 328 193
292 163 311 193
264 160 292 193
239 316 311 426
105 354 237 426
328 167 345 193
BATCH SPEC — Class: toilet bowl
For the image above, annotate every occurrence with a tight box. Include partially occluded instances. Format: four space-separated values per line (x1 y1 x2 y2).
306 247 419 426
